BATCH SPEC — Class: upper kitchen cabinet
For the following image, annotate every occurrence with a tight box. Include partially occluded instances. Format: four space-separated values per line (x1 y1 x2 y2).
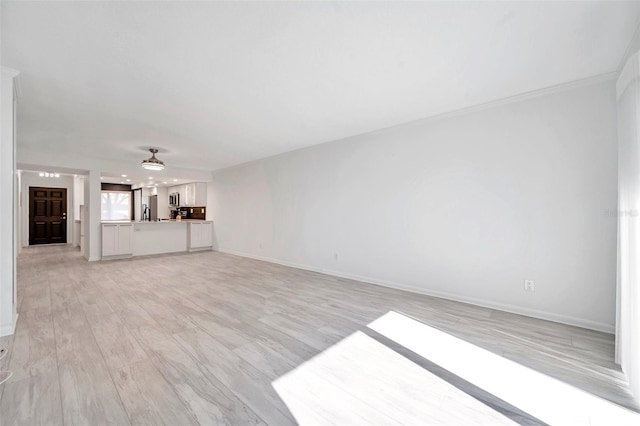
169 182 207 207
183 182 207 206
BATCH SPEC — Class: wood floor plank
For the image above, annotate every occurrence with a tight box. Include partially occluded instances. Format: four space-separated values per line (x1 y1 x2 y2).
130 325 264 425
273 330 515 425
18 283 51 313
0 371 63 426
4 308 57 384
111 359 199 426
85 312 148 372
53 317 130 425
174 327 297 426
2 245 638 426
233 340 300 379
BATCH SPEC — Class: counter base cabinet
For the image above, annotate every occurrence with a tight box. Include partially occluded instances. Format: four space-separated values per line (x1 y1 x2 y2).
188 222 213 251
102 223 133 259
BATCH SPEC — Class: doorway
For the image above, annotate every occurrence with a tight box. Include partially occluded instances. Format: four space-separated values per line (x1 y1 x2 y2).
29 187 67 245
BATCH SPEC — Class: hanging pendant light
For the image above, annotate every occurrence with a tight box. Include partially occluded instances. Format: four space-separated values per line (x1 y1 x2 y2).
141 148 165 171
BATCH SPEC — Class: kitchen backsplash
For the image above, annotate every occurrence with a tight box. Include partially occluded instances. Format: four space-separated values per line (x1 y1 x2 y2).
178 206 206 220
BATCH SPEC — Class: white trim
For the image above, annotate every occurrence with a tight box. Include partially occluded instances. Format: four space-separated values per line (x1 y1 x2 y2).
12 73 22 99
617 21 640 73
388 73 619 132
0 313 18 337
1 67 21 98
218 248 615 334
0 67 20 78
100 254 133 261
617 53 640 99
188 246 213 253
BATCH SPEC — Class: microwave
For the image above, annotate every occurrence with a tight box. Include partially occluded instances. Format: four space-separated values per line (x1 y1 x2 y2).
169 193 179 206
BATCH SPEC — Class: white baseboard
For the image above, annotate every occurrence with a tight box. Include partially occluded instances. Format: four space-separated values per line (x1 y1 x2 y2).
218 248 615 334
0 313 18 337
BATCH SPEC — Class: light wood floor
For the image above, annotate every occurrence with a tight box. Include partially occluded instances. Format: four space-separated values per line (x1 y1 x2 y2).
0 245 637 425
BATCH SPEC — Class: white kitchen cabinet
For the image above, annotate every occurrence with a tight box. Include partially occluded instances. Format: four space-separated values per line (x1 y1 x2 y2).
195 182 207 206
167 182 207 207
102 223 133 259
188 221 213 251
117 224 133 254
201 222 212 247
183 182 207 206
102 224 118 256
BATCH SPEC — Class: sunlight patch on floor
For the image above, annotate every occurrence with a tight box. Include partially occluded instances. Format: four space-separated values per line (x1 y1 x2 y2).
272 330 517 425
368 311 640 426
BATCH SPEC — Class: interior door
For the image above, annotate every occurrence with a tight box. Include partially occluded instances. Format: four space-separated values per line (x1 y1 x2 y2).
29 187 67 245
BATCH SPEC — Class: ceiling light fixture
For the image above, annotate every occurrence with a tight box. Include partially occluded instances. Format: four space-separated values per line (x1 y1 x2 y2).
39 171 60 178
141 148 165 171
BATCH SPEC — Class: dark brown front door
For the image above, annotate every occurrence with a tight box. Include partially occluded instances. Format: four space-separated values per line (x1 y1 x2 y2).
29 187 67 245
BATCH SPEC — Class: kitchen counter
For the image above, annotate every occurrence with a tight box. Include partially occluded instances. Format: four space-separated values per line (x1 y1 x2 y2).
158 219 212 223
101 219 212 224
101 220 213 259
132 221 188 256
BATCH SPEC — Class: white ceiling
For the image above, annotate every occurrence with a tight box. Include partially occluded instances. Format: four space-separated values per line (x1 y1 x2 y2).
3 1 640 172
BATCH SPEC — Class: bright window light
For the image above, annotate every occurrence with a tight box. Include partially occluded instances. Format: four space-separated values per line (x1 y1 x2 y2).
368 311 640 426
272 311 639 425
101 191 131 221
273 330 516 425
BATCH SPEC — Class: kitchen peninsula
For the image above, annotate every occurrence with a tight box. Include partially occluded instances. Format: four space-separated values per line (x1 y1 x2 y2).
101 219 213 259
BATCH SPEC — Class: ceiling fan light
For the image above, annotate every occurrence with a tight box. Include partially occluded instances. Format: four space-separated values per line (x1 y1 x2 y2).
141 148 165 171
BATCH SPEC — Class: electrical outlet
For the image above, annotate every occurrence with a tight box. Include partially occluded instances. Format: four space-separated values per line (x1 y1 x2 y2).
524 280 535 292
334 252 339 261
259 242 263 249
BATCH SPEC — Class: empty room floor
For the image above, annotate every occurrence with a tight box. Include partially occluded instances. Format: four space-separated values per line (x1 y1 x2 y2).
0 246 637 425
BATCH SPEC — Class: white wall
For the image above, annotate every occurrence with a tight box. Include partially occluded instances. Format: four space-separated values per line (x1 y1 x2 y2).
1 68 19 336
156 186 170 219
73 175 84 218
72 175 84 246
20 172 74 247
211 80 618 332
616 53 640 404
84 171 101 261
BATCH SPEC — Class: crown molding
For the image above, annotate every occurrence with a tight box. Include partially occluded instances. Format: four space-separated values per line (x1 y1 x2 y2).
408 72 619 128
13 73 23 99
1 66 20 77
347 72 619 140
617 51 640 98
215 71 620 175
618 19 640 73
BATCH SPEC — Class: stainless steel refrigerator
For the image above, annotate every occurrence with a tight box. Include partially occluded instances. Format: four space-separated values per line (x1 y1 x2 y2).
142 195 158 221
